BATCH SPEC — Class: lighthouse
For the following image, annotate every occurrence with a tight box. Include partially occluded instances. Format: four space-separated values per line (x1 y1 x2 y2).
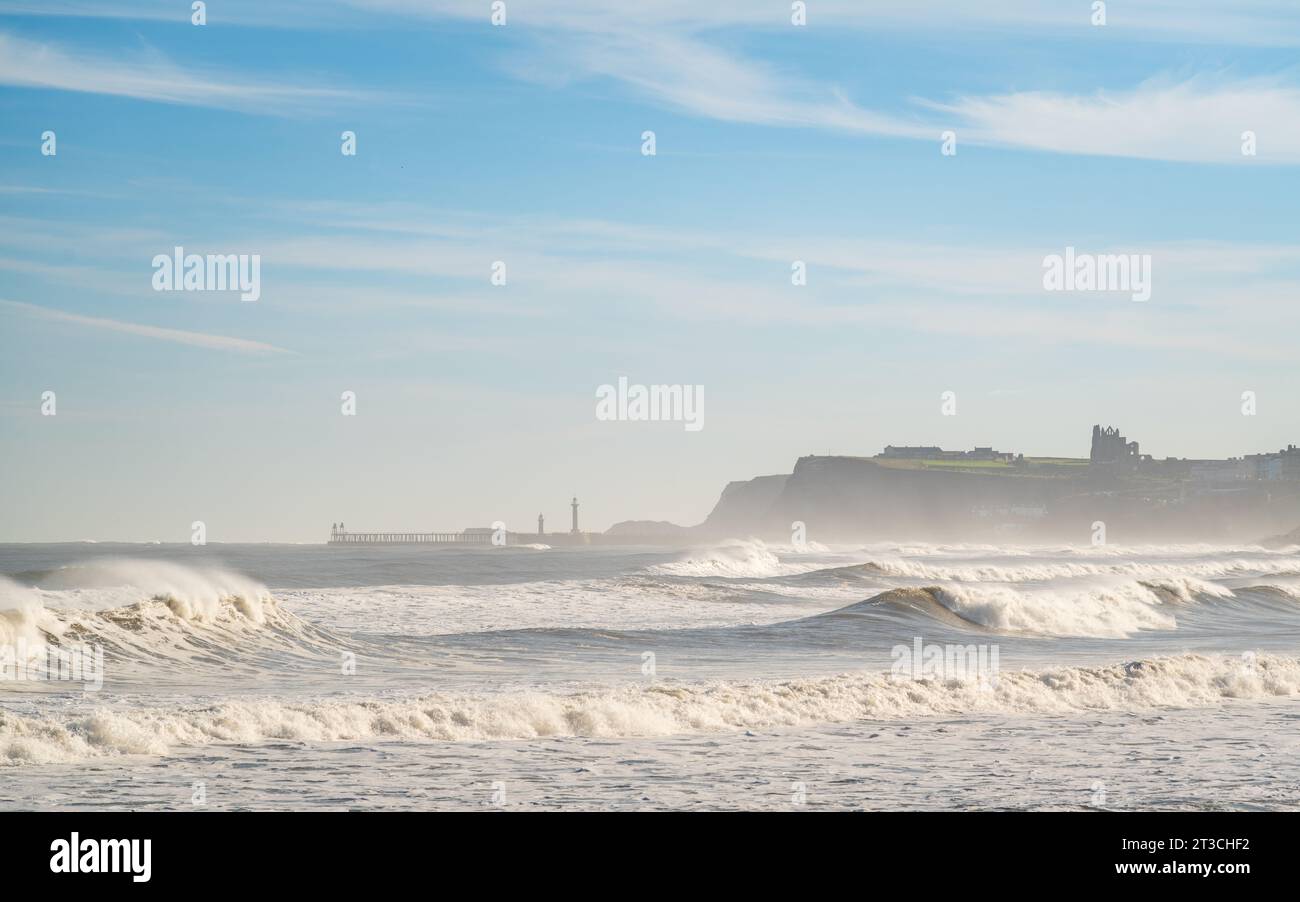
571 497 579 534
538 513 545 536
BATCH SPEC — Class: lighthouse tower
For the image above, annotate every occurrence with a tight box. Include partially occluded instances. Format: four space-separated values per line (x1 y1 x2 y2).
571 497 579 534
538 513 545 536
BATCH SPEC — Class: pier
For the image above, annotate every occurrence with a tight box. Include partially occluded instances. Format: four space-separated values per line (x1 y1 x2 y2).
327 500 599 546
328 524 495 545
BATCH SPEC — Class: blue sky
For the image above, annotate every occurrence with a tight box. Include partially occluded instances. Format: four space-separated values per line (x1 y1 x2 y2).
2 1 1300 541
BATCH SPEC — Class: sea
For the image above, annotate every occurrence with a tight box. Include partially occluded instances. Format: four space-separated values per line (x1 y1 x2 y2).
2 539 1298 810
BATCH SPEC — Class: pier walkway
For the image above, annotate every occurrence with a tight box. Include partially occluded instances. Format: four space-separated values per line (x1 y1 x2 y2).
328 527 494 545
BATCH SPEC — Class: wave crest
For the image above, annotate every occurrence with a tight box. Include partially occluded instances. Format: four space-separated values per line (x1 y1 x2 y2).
645 539 822 578
825 582 1179 638
3 653 1295 766
1 561 339 677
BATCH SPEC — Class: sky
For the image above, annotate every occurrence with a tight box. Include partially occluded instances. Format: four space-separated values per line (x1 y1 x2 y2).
2 0 1300 542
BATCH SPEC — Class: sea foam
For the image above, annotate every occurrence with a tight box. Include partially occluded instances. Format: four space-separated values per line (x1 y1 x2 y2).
2 652 1295 766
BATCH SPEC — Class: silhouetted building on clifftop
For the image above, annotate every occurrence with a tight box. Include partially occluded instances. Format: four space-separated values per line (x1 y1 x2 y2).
1090 425 1142 465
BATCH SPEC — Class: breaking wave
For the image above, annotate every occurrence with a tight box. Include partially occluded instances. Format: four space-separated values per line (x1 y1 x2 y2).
928 582 1178 638
645 539 826 578
831 582 1180 638
9 559 274 612
3 652 1295 766
832 556 1300 584
0 563 338 673
0 578 48 660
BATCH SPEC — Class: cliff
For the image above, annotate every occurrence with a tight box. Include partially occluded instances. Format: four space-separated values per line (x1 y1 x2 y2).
695 454 1300 544
762 455 1065 541
698 474 789 536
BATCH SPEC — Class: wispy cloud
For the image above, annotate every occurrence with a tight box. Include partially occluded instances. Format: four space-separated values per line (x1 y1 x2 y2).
931 74 1300 164
357 1 1300 45
13 1 1300 46
552 34 1300 163
0 0 363 28
0 30 370 115
9 197 1300 347
352 2 1300 164
557 28 927 139
0 299 291 354
4 5 1297 158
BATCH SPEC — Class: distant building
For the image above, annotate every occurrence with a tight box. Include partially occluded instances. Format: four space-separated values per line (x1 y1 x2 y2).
881 445 944 458
967 446 1016 462
1090 425 1141 465
1183 459 1251 483
1246 444 1300 481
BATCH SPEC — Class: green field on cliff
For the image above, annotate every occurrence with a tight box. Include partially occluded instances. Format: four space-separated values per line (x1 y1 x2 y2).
874 457 1089 474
